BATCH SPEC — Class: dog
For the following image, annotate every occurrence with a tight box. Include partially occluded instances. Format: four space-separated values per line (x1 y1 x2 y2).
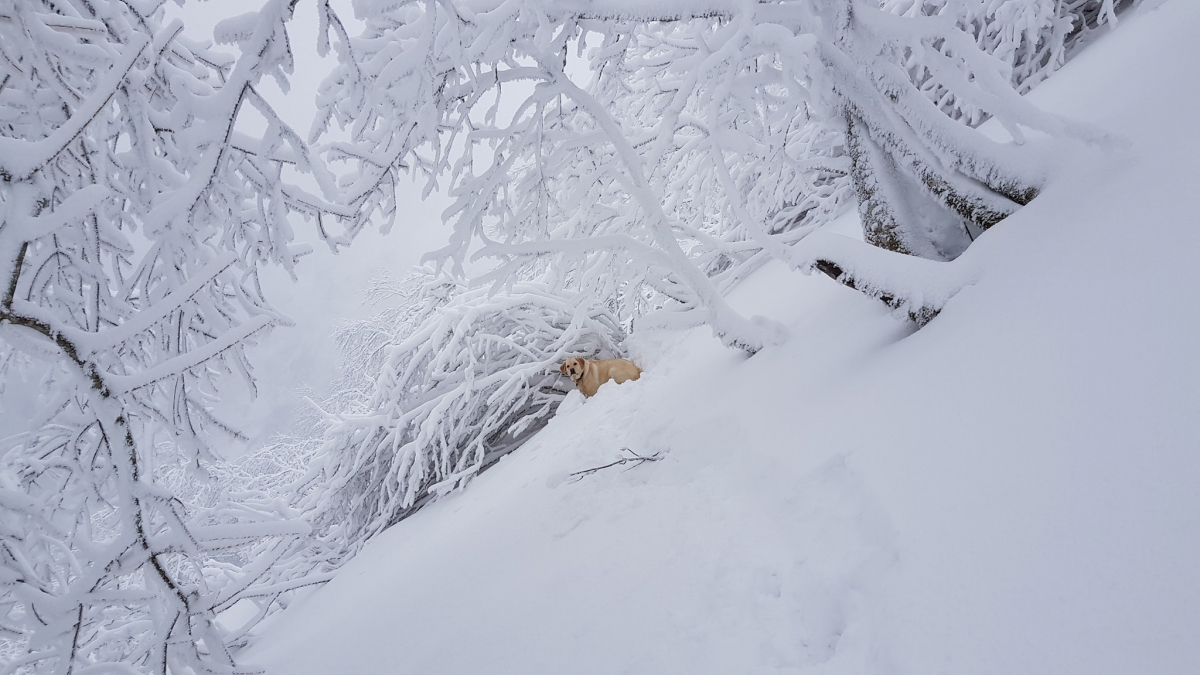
559 356 641 398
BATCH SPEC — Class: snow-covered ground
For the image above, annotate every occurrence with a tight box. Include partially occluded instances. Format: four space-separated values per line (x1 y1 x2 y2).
243 2 1200 673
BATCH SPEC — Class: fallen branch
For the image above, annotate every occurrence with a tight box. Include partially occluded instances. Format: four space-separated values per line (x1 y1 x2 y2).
814 259 940 326
569 448 664 482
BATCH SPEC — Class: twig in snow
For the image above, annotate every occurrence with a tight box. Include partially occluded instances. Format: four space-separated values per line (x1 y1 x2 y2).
568 447 664 482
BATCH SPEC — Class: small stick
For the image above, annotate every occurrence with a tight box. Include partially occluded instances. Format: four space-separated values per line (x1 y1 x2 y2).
568 447 663 482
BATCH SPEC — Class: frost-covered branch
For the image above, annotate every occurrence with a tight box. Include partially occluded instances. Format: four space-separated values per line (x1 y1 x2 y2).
312 0 1130 360
311 0 858 353
293 273 626 562
0 1 359 672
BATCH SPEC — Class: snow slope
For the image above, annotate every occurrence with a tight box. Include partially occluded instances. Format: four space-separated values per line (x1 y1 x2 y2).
244 2 1200 673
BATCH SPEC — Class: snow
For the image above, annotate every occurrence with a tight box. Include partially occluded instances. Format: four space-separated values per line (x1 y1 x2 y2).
0 34 149 181
243 1 1200 673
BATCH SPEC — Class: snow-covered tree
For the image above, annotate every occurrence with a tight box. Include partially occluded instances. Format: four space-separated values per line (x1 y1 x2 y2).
312 0 1135 334
311 0 828 354
293 270 624 563
197 271 627 633
0 1 349 672
795 0 1131 322
883 0 1134 121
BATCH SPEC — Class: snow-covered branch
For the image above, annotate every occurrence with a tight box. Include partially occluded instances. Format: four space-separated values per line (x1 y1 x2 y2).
295 275 625 561
0 1 361 672
312 0 1129 360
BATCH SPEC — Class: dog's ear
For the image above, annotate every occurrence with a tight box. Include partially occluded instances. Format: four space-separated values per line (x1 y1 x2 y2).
559 361 570 375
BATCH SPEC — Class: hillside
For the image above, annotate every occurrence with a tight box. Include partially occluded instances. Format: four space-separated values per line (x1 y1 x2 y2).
244 2 1200 673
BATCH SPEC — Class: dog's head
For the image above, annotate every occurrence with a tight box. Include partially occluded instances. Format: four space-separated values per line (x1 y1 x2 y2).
559 357 586 381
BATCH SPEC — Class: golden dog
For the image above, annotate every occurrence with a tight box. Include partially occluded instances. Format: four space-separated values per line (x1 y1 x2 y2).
559 356 641 398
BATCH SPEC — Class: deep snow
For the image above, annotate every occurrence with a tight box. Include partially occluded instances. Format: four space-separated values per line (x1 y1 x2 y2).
244 2 1200 673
